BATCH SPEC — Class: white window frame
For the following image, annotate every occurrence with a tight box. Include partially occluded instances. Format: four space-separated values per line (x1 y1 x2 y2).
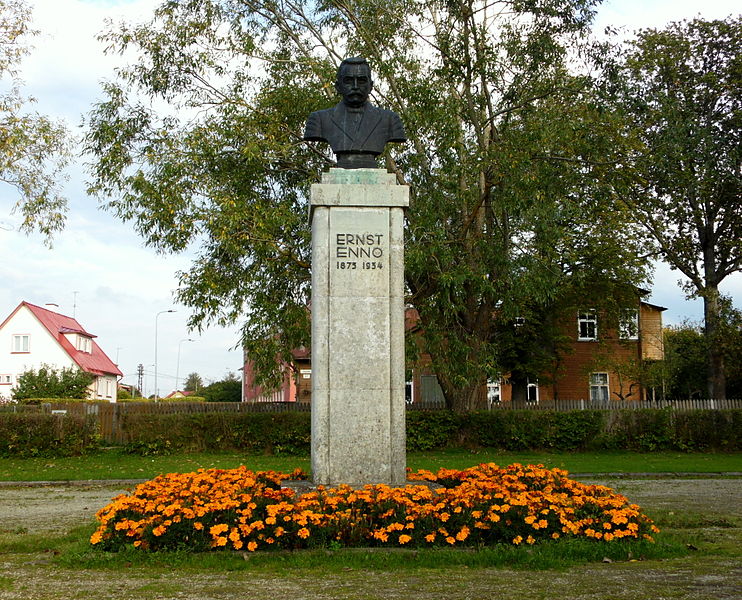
12 334 30 353
76 335 92 353
619 309 639 340
487 379 501 406
577 311 597 341
405 378 414 405
527 379 539 404
0 374 12 385
590 372 609 402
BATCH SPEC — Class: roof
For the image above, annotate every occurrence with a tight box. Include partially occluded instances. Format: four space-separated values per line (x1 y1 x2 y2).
1 301 123 377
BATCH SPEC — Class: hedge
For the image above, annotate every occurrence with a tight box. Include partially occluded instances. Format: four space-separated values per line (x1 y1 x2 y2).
119 408 740 455
0 413 99 457
2 408 738 456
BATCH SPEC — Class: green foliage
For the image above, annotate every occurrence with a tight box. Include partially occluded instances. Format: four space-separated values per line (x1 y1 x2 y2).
85 0 651 411
618 16 742 399
12 365 94 402
662 302 742 399
202 379 241 402
0 413 99 457
119 408 740 455
183 372 203 393
0 0 71 242
121 412 311 455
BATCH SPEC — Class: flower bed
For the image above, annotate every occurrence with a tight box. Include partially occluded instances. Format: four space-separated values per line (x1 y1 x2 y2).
90 463 659 552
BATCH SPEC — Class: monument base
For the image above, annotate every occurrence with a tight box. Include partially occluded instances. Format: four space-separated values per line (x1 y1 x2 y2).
310 169 408 487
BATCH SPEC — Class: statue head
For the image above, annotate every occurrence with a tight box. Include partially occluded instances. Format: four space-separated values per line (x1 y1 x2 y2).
335 57 373 108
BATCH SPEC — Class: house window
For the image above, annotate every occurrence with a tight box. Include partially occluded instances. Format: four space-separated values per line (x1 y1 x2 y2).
105 379 112 398
405 378 414 405
0 375 12 385
12 334 30 352
487 379 501 406
620 309 639 340
76 335 92 353
590 373 609 402
527 380 539 404
577 311 597 341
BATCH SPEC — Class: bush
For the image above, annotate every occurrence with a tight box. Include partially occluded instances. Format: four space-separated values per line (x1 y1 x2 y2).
12 365 93 402
0 412 99 457
71 406 742 455
122 412 311 455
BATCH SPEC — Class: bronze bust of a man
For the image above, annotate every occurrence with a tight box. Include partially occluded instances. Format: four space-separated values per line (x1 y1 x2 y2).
304 57 406 169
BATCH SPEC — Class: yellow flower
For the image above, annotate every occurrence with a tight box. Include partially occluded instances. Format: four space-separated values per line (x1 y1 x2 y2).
513 536 523 545
398 534 412 545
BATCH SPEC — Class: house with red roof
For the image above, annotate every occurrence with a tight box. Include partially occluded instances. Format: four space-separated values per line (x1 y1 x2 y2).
0 301 123 402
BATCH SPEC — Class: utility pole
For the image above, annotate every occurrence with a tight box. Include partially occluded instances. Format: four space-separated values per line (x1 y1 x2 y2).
137 363 144 399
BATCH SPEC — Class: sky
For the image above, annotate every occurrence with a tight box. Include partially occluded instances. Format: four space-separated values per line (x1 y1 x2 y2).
0 0 740 396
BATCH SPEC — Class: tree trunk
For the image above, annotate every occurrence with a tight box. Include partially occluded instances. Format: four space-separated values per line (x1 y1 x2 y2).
438 374 488 412
703 285 727 400
510 372 529 407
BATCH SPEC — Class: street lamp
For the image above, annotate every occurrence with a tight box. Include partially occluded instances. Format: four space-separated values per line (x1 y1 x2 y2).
154 309 176 401
176 338 195 391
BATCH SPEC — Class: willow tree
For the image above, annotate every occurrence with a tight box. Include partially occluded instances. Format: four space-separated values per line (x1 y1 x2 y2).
86 0 649 411
1 0 70 241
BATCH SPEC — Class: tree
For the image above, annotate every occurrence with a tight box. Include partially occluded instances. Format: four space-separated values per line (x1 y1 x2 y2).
618 17 742 399
202 378 242 403
183 372 203 393
12 364 93 402
0 0 70 241
85 0 650 411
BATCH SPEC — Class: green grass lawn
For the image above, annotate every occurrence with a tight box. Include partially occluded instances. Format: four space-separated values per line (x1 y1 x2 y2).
0 448 739 482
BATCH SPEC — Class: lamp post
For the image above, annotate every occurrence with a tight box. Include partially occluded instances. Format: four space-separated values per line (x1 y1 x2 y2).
176 338 195 392
154 309 176 401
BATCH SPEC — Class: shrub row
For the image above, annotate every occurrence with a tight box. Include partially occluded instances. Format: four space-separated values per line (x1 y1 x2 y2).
0 413 100 457
2 408 738 456
118 408 740 455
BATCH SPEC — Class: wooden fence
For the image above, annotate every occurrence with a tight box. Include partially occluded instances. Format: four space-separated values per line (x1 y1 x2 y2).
1 398 739 445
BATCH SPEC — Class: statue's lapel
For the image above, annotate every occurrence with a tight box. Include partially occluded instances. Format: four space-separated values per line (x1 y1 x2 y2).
330 104 355 142
356 105 383 148
330 103 383 148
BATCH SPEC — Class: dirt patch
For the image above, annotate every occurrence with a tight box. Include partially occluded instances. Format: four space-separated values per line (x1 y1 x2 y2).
0 483 130 534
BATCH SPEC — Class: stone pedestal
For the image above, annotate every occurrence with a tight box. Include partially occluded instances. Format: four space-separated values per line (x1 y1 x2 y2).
310 168 408 487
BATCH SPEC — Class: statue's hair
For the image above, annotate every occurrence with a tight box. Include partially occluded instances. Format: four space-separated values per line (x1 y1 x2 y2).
337 57 371 79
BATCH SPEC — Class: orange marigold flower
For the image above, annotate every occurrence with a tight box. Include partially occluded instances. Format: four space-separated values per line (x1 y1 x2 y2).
398 534 412 545
425 533 436 543
247 541 258 552
512 536 523 545
445 536 456 545
456 526 470 542
297 527 310 539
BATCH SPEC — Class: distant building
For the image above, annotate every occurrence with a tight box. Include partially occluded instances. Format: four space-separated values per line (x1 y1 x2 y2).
163 390 195 399
0 301 122 402
242 296 665 406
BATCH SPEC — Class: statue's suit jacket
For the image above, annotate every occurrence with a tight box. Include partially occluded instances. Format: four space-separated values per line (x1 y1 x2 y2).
304 101 406 154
